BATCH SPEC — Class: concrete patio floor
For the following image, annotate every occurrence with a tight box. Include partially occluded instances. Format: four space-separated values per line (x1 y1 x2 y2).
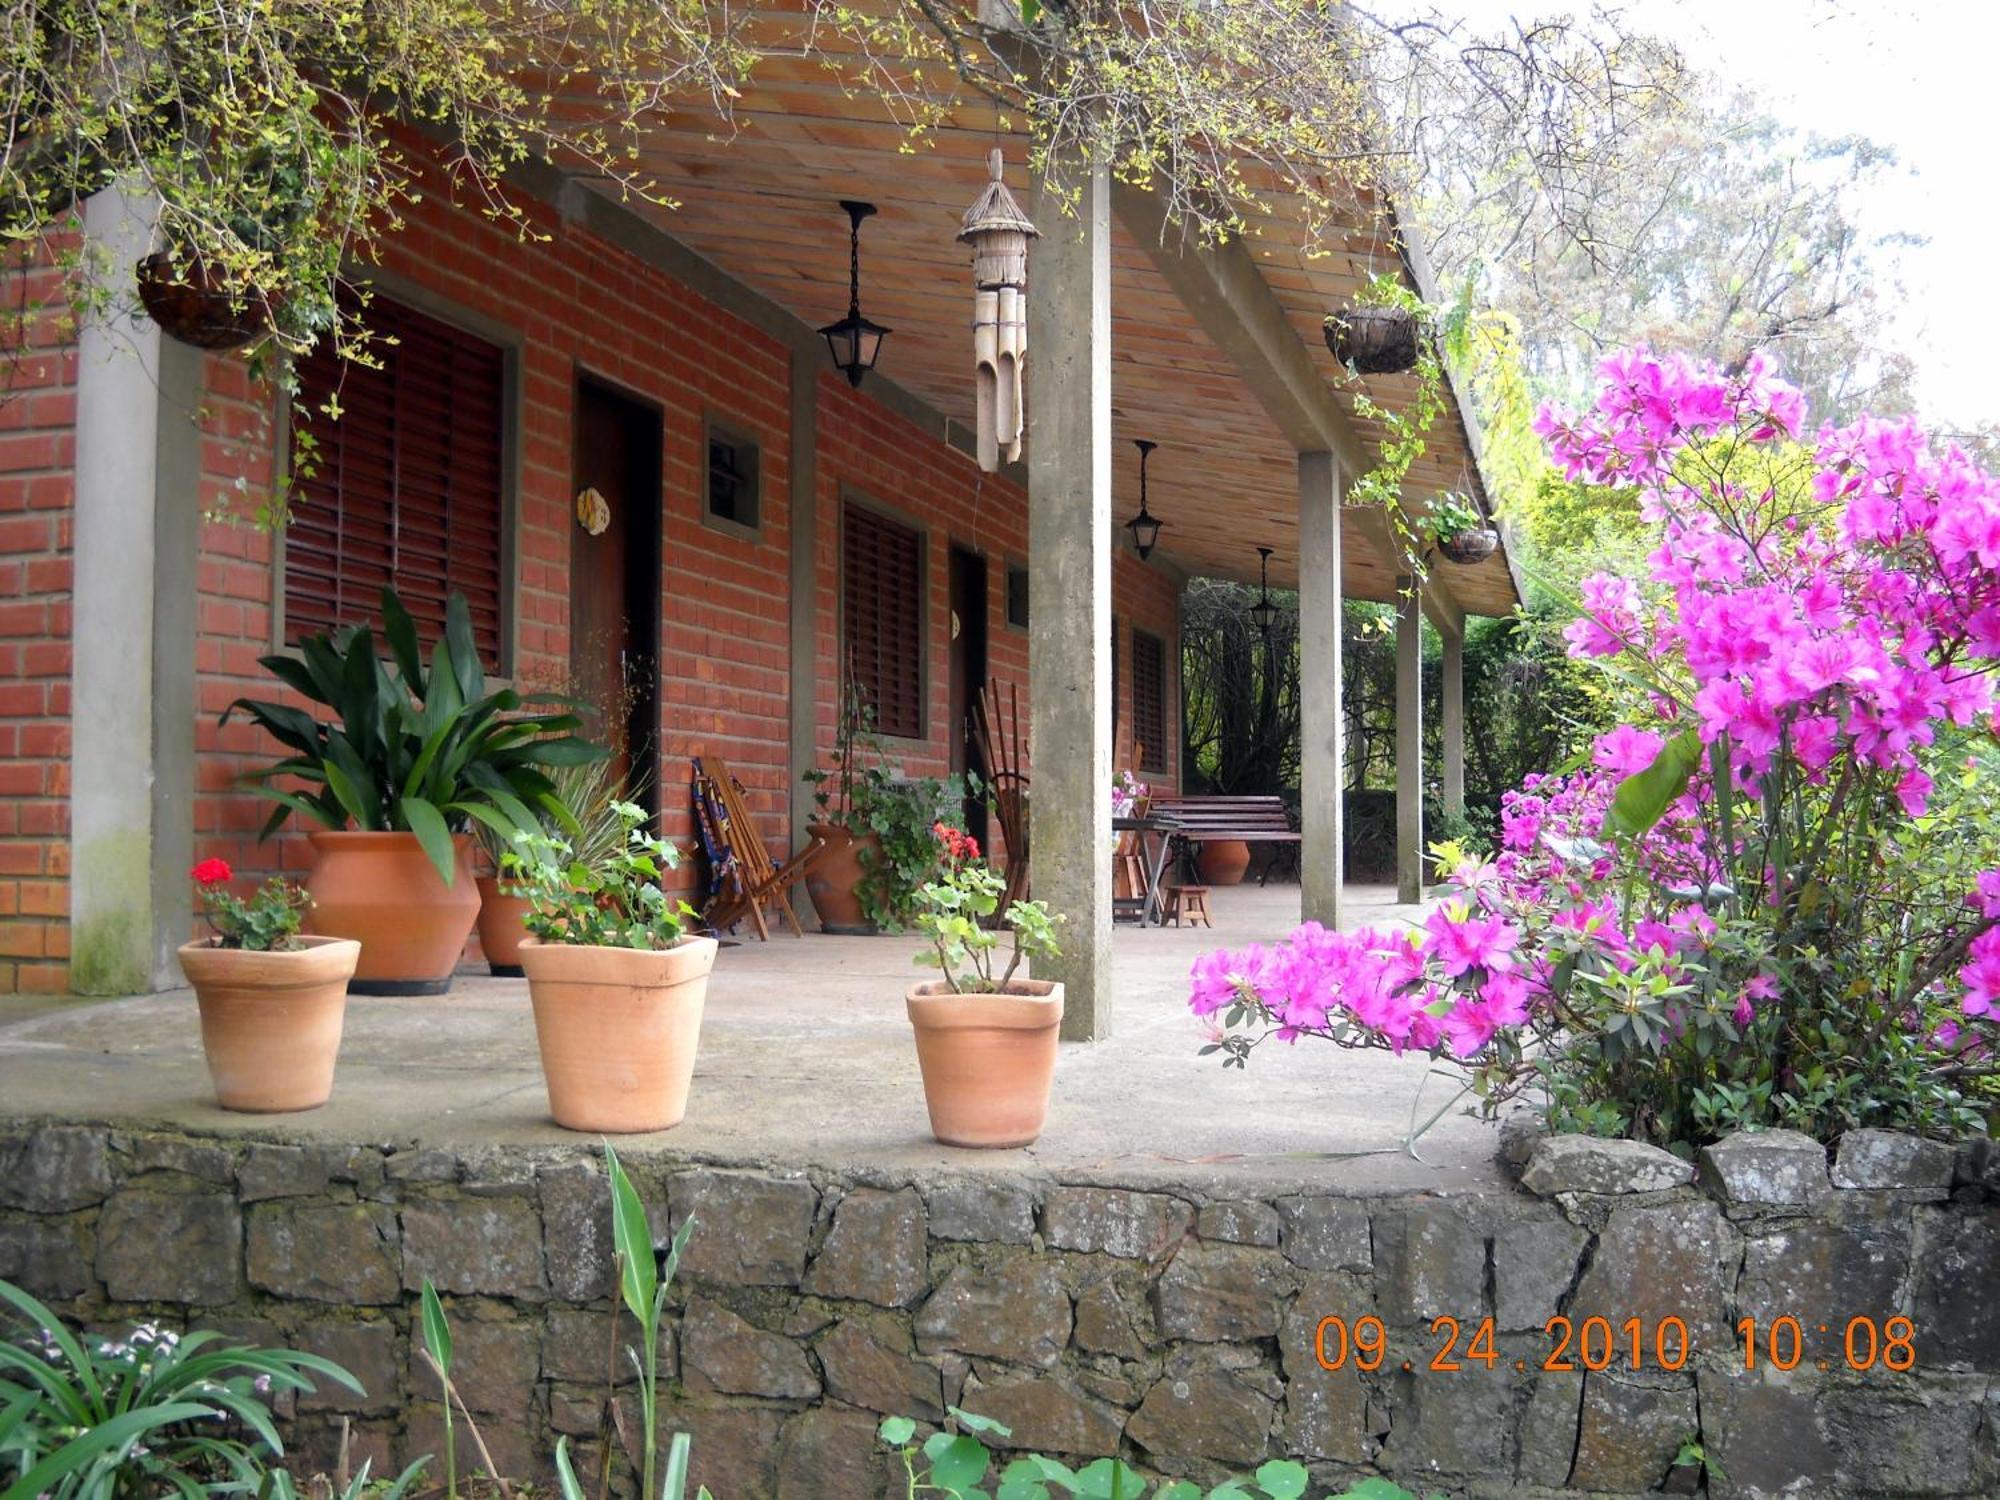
0 883 1508 1194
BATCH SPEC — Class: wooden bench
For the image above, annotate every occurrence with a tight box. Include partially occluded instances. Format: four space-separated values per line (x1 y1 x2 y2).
1149 794 1300 886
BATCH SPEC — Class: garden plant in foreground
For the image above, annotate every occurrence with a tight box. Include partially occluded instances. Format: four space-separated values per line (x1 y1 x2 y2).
1195 348 2000 1147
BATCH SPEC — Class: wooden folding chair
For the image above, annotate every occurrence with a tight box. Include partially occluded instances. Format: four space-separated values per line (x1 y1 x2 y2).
693 756 825 940
972 678 1030 909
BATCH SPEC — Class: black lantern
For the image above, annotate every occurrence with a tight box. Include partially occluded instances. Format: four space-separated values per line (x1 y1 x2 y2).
1125 439 1164 560
1249 546 1278 634
819 200 891 387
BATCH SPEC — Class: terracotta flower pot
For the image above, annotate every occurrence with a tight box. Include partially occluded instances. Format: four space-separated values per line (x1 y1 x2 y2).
906 979 1063 1148
806 822 881 934
178 936 360 1112
519 935 719 1133
1196 838 1253 886
305 830 481 995
475 877 533 977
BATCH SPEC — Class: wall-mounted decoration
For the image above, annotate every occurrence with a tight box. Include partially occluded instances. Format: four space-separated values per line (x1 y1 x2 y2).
575 485 610 537
958 150 1039 472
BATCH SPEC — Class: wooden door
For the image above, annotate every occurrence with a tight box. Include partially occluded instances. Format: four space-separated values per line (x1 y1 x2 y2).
948 545 990 846
569 378 662 816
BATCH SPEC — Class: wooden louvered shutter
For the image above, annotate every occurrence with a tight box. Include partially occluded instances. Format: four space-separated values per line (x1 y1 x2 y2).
842 503 924 739
286 295 506 667
1133 629 1167 772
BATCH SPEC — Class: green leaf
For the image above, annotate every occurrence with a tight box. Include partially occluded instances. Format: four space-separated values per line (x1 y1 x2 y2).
0 1400 218 1500
553 1436 589 1500
380 586 426 689
924 1433 991 1493
420 1279 453 1376
948 1407 1012 1438
605 1144 658 1328
662 1430 692 1500
402 795 458 885
1602 729 1702 840
1253 1460 1310 1499
877 1415 917 1447
444 590 484 704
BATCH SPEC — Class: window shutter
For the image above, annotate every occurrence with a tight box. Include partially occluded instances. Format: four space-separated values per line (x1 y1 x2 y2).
287 295 506 666
1133 629 1167 772
842 503 923 738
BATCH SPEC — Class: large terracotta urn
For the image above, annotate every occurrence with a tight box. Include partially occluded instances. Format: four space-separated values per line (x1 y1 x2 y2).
519 936 719 1133
906 980 1063 1148
805 823 881 934
1195 838 1253 886
178 936 360 1112
475 876 533 977
305 830 480 995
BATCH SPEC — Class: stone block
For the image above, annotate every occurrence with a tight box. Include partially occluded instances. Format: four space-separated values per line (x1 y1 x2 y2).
1493 1215 1590 1330
777 1406 897 1500
0 1126 111 1212
1910 1206 2000 1367
0 1213 94 1299
1819 1379 1983 1495
385 1148 459 1184
1197 1199 1281 1247
422 1310 541 1416
1376 1351 1525 1480
1072 1275 1150 1360
804 1187 927 1307
401 1196 546 1299
915 1257 1071 1369
1571 1200 1731 1348
1154 1241 1296 1342
1832 1128 1955 1190
1278 1272 1367 1464
1696 1367 1833 1500
1273 1196 1372 1272
248 1201 401 1304
681 1296 820 1399
1521 1133 1693 1196
1735 1209 1909 1333
669 1401 786 1499
96 1189 239 1305
1699 1129 1829 1209
1569 1371 1698 1492
669 1170 818 1287
238 1144 332 1203
1376 1200 1487 1324
817 1313 944 1419
295 1318 400 1415
123 1134 234 1184
1042 1186 1191 1260
1517 1369 1584 1488
542 1304 672 1385
963 1372 1127 1454
539 1160 615 1303
926 1177 1036 1244
1127 1355 1275 1467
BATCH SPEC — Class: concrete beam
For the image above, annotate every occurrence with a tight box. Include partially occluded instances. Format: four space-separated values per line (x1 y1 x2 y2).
70 182 201 993
1111 185 1367 478
1441 627 1465 821
1395 577 1425 905
785 347 821 918
1029 155 1114 1042
1297 450 1344 929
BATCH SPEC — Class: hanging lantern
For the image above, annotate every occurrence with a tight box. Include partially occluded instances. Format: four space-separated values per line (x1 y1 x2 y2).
958 149 1039 472
1249 547 1278 634
1125 439 1164 560
820 200 890 388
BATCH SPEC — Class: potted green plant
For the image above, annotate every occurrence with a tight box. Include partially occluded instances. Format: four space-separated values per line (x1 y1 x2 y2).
178 857 359 1112
472 757 629 977
1324 273 1425 374
1421 491 1499 564
505 802 717 1133
224 587 602 995
906 824 1064 1148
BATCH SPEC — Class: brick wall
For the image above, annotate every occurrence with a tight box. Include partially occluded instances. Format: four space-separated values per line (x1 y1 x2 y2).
0 147 1184 989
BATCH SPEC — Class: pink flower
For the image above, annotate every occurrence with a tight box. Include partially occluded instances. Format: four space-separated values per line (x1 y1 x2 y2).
1423 903 1520 977
1973 870 2000 920
1960 930 2000 1018
1592 725 1664 778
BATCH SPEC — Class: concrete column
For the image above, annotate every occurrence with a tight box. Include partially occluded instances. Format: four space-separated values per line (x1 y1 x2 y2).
1028 154 1113 1041
784 347 820 919
1297 452 1344 928
1395 577 1425 905
1441 625 1465 822
69 182 201 993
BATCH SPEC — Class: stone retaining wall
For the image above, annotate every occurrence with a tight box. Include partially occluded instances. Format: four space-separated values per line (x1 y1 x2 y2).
1 1120 1995 1498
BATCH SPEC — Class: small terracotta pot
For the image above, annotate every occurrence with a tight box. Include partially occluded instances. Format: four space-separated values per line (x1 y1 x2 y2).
1196 838 1253 886
178 936 360 1112
906 979 1064 1148
806 822 881 934
475 877 533 977
519 935 719 1133
305 830 481 995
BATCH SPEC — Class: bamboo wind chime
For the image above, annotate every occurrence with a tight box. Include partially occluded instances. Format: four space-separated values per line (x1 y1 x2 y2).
958 150 1039 472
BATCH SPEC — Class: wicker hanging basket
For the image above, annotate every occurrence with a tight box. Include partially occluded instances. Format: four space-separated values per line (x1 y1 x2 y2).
1324 305 1420 374
1437 527 1500 565
136 251 275 351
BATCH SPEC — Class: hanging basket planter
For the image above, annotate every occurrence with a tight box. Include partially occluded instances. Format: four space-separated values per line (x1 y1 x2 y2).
1437 527 1500 565
136 251 275 351
1325 305 1421 374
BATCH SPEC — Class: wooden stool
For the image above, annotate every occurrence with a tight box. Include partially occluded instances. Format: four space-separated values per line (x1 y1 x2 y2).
1163 884 1212 928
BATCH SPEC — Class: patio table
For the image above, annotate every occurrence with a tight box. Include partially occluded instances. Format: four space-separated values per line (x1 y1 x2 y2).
1113 812 1188 926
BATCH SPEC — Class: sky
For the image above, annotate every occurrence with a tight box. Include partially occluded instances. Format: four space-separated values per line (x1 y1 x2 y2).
1448 0 1998 427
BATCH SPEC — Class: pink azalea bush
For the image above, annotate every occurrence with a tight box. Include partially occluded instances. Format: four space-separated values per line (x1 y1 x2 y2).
1194 349 2000 1146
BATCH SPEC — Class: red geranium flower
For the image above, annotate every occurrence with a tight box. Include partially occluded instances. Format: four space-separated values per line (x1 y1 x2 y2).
190 857 233 888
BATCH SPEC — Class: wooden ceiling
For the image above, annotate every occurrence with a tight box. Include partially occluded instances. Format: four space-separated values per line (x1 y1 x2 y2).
561 4 1518 617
